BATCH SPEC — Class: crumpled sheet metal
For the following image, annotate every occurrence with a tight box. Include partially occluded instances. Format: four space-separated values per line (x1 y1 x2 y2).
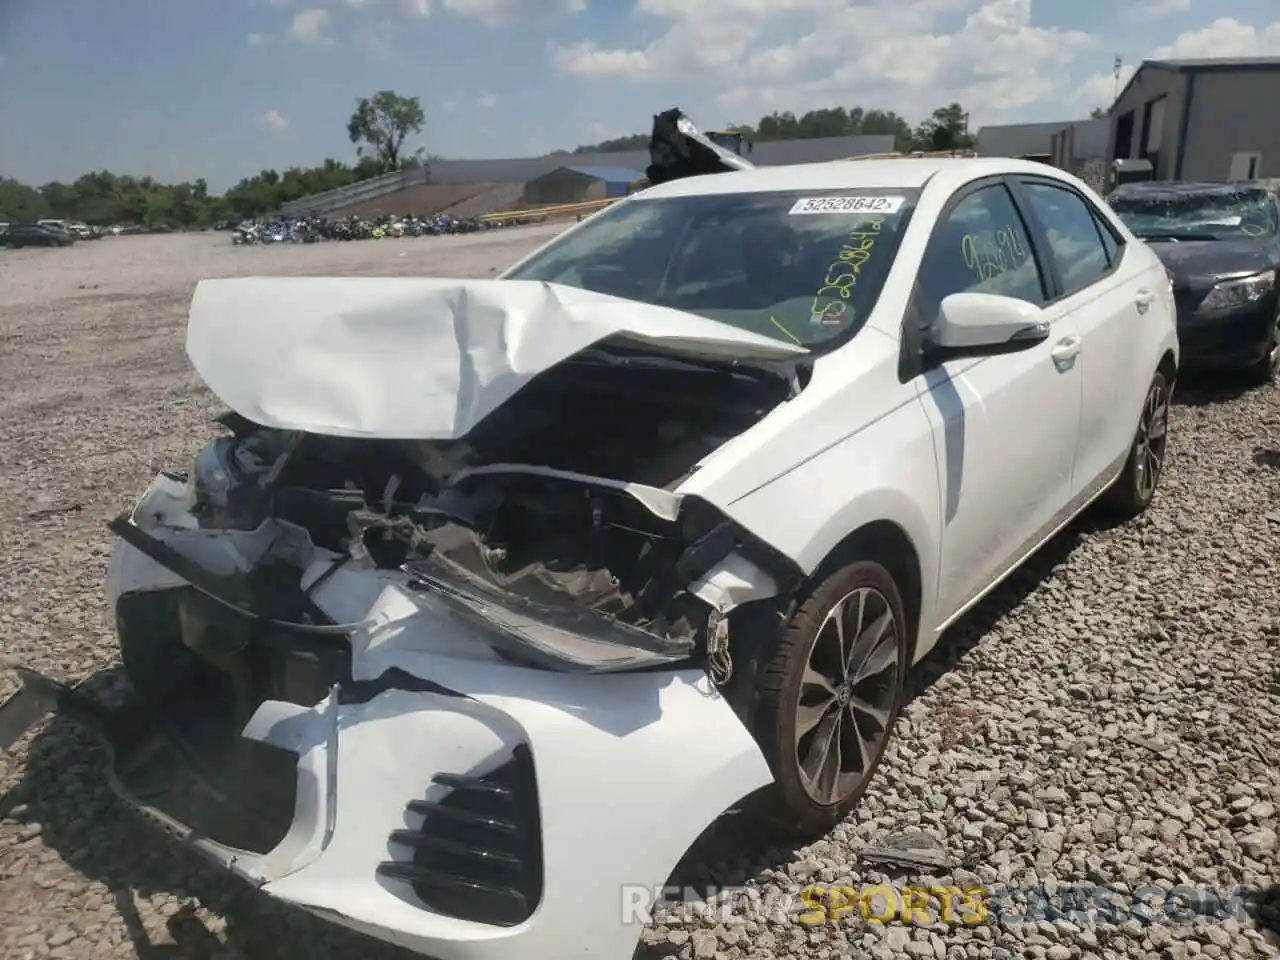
186 277 804 441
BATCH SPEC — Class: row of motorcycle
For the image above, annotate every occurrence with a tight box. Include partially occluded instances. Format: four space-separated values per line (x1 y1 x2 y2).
231 213 532 245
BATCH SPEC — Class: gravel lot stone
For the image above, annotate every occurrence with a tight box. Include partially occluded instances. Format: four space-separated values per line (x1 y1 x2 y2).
1 230 1277 959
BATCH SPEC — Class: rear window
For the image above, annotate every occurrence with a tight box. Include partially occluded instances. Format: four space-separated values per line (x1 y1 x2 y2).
502 187 919 349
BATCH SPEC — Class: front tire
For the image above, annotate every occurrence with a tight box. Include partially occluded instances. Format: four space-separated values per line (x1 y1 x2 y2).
1243 310 1280 385
752 560 908 836
1104 370 1170 519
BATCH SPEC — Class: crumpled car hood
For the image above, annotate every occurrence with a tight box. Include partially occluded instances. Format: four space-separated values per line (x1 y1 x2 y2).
187 277 805 440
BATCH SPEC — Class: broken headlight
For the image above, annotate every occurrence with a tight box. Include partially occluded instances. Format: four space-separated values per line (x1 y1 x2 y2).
1198 270 1275 313
186 435 280 529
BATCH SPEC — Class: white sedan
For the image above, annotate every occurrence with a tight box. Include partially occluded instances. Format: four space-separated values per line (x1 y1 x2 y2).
0 156 1177 960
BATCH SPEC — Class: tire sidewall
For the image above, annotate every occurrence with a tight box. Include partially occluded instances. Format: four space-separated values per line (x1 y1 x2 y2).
1124 370 1170 509
765 559 909 834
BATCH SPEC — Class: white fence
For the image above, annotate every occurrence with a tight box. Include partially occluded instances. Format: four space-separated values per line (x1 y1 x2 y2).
279 166 431 217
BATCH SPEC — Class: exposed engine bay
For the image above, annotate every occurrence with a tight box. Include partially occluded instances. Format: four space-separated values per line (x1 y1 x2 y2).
165 349 800 674
91 348 800 854
0 107 800 960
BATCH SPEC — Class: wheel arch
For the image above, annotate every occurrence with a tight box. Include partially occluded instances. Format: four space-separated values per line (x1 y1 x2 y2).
811 520 925 664
1157 348 1177 388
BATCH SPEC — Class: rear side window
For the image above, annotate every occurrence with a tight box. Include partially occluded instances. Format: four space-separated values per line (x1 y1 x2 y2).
1021 182 1113 296
1093 211 1120 266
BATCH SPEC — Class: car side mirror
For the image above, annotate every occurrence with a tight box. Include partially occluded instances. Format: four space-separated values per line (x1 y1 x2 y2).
927 292 1051 363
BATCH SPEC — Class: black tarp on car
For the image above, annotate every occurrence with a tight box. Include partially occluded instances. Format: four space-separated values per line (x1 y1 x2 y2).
645 108 757 186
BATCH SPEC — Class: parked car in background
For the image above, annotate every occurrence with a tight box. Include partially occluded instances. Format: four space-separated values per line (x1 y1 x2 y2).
1109 179 1279 383
66 220 102 240
1 223 75 247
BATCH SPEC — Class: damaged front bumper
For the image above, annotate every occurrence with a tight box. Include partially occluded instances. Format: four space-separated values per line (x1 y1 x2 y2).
0 474 775 960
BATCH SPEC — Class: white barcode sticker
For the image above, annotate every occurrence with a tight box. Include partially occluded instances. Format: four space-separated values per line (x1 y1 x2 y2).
789 195 904 215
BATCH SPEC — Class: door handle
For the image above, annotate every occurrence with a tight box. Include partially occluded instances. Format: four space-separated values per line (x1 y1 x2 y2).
1051 335 1082 364
1135 289 1154 314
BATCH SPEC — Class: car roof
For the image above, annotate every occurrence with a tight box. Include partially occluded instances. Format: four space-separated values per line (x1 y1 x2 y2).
637 156 1072 199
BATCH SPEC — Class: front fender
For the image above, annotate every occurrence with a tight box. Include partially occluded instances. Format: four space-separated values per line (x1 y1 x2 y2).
709 394 943 661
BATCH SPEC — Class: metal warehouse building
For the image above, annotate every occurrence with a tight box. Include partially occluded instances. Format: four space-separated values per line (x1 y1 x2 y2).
1106 56 1280 181
976 118 1108 166
523 165 646 205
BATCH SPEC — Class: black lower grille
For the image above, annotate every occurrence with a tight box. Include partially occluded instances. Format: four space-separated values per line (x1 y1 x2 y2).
377 745 543 926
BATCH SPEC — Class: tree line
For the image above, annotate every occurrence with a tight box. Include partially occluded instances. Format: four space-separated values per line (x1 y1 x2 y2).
0 157 397 229
0 90 429 228
1 95 977 228
572 103 976 156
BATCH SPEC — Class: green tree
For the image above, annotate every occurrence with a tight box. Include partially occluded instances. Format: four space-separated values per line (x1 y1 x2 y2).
912 103 974 152
40 181 77 218
1090 107 1108 120
572 103 922 154
347 91 426 173
0 178 51 221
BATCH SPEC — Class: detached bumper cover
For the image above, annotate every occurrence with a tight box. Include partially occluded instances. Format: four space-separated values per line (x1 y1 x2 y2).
2 478 774 960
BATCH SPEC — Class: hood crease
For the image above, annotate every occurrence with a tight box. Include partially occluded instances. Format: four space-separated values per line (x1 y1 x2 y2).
186 276 806 441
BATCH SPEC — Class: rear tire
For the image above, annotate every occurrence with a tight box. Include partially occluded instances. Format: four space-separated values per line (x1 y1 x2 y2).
1104 370 1170 520
751 559 908 837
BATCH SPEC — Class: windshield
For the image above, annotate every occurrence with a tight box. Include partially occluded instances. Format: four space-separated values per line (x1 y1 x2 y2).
502 188 918 349
1110 188 1278 240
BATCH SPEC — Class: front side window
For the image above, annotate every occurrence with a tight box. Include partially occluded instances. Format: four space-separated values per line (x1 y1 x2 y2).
502 188 919 350
1021 182 1112 297
914 183 1045 324
1110 187 1279 240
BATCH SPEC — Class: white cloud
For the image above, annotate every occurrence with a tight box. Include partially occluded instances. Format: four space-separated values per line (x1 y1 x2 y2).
1150 16 1280 58
442 99 458 112
1077 63 1135 112
1077 17 1280 111
284 0 582 30
354 23 396 57
259 110 289 130
247 32 272 45
1139 0 1190 15
477 92 498 108
552 41 651 78
316 0 432 14
272 0 576 61
443 0 583 25
286 8 332 42
554 0 1090 125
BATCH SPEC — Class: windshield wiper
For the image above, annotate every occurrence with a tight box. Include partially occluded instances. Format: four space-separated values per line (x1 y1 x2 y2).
576 346 797 390
1136 232 1222 242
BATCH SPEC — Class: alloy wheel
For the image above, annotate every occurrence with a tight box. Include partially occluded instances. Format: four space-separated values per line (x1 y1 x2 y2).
1133 380 1169 501
795 586 900 806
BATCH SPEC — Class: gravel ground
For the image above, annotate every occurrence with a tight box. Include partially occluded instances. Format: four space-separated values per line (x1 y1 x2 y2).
0 231 1277 960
